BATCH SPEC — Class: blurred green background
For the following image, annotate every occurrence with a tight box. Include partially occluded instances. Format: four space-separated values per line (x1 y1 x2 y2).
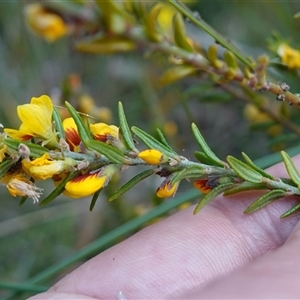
1 1 300 298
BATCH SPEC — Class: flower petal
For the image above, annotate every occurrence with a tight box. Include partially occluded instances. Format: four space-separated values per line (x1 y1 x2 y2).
3 128 33 141
22 153 76 180
138 149 164 165
63 117 81 151
193 179 212 194
25 3 68 42
156 180 179 198
90 123 118 142
17 95 53 140
6 175 43 203
64 172 107 198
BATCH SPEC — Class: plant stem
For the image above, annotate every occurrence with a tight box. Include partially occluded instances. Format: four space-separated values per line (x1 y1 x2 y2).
221 84 300 136
168 0 254 69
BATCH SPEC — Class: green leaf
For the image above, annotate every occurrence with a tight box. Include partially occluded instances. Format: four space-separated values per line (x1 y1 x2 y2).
39 171 79 206
118 102 137 152
65 101 92 145
244 189 286 214
241 152 274 180
280 151 300 186
170 165 205 186
52 106 65 140
156 129 175 152
193 182 236 214
85 139 125 164
19 196 28 206
191 123 225 167
280 203 300 218
227 155 263 183
131 126 178 158
194 151 218 165
0 159 17 178
89 188 103 211
223 181 266 196
3 139 49 158
109 169 155 202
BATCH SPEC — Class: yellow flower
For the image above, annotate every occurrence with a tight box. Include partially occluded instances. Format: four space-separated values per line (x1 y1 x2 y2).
90 123 119 142
138 149 165 165
6 174 43 203
193 179 212 195
156 180 179 198
64 172 107 198
4 95 57 147
24 3 68 42
22 153 76 180
277 43 300 69
63 117 82 152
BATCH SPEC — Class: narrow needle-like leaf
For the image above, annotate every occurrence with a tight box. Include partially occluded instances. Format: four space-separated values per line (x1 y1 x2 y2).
156 128 175 152
132 126 178 158
0 159 17 178
39 171 80 206
3 139 49 158
280 151 300 186
109 169 155 201
52 106 65 140
89 188 102 211
281 203 300 218
65 101 92 145
244 189 286 214
242 152 274 179
191 123 225 167
193 182 235 214
85 139 125 164
227 156 263 183
118 102 137 152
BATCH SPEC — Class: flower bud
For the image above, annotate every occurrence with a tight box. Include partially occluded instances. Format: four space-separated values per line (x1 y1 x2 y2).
138 149 165 165
156 180 179 198
193 179 211 194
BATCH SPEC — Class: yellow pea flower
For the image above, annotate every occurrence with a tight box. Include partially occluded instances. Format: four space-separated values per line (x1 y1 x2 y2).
193 179 212 195
6 174 43 203
63 172 107 198
277 43 300 69
90 123 119 142
156 180 179 198
22 153 76 180
24 3 68 42
4 95 57 147
63 117 82 152
138 149 165 165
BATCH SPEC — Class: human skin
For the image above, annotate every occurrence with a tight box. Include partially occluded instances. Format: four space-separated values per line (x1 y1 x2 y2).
29 155 300 299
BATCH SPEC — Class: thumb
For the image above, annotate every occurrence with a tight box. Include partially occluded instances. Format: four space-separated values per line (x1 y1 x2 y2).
183 220 300 299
